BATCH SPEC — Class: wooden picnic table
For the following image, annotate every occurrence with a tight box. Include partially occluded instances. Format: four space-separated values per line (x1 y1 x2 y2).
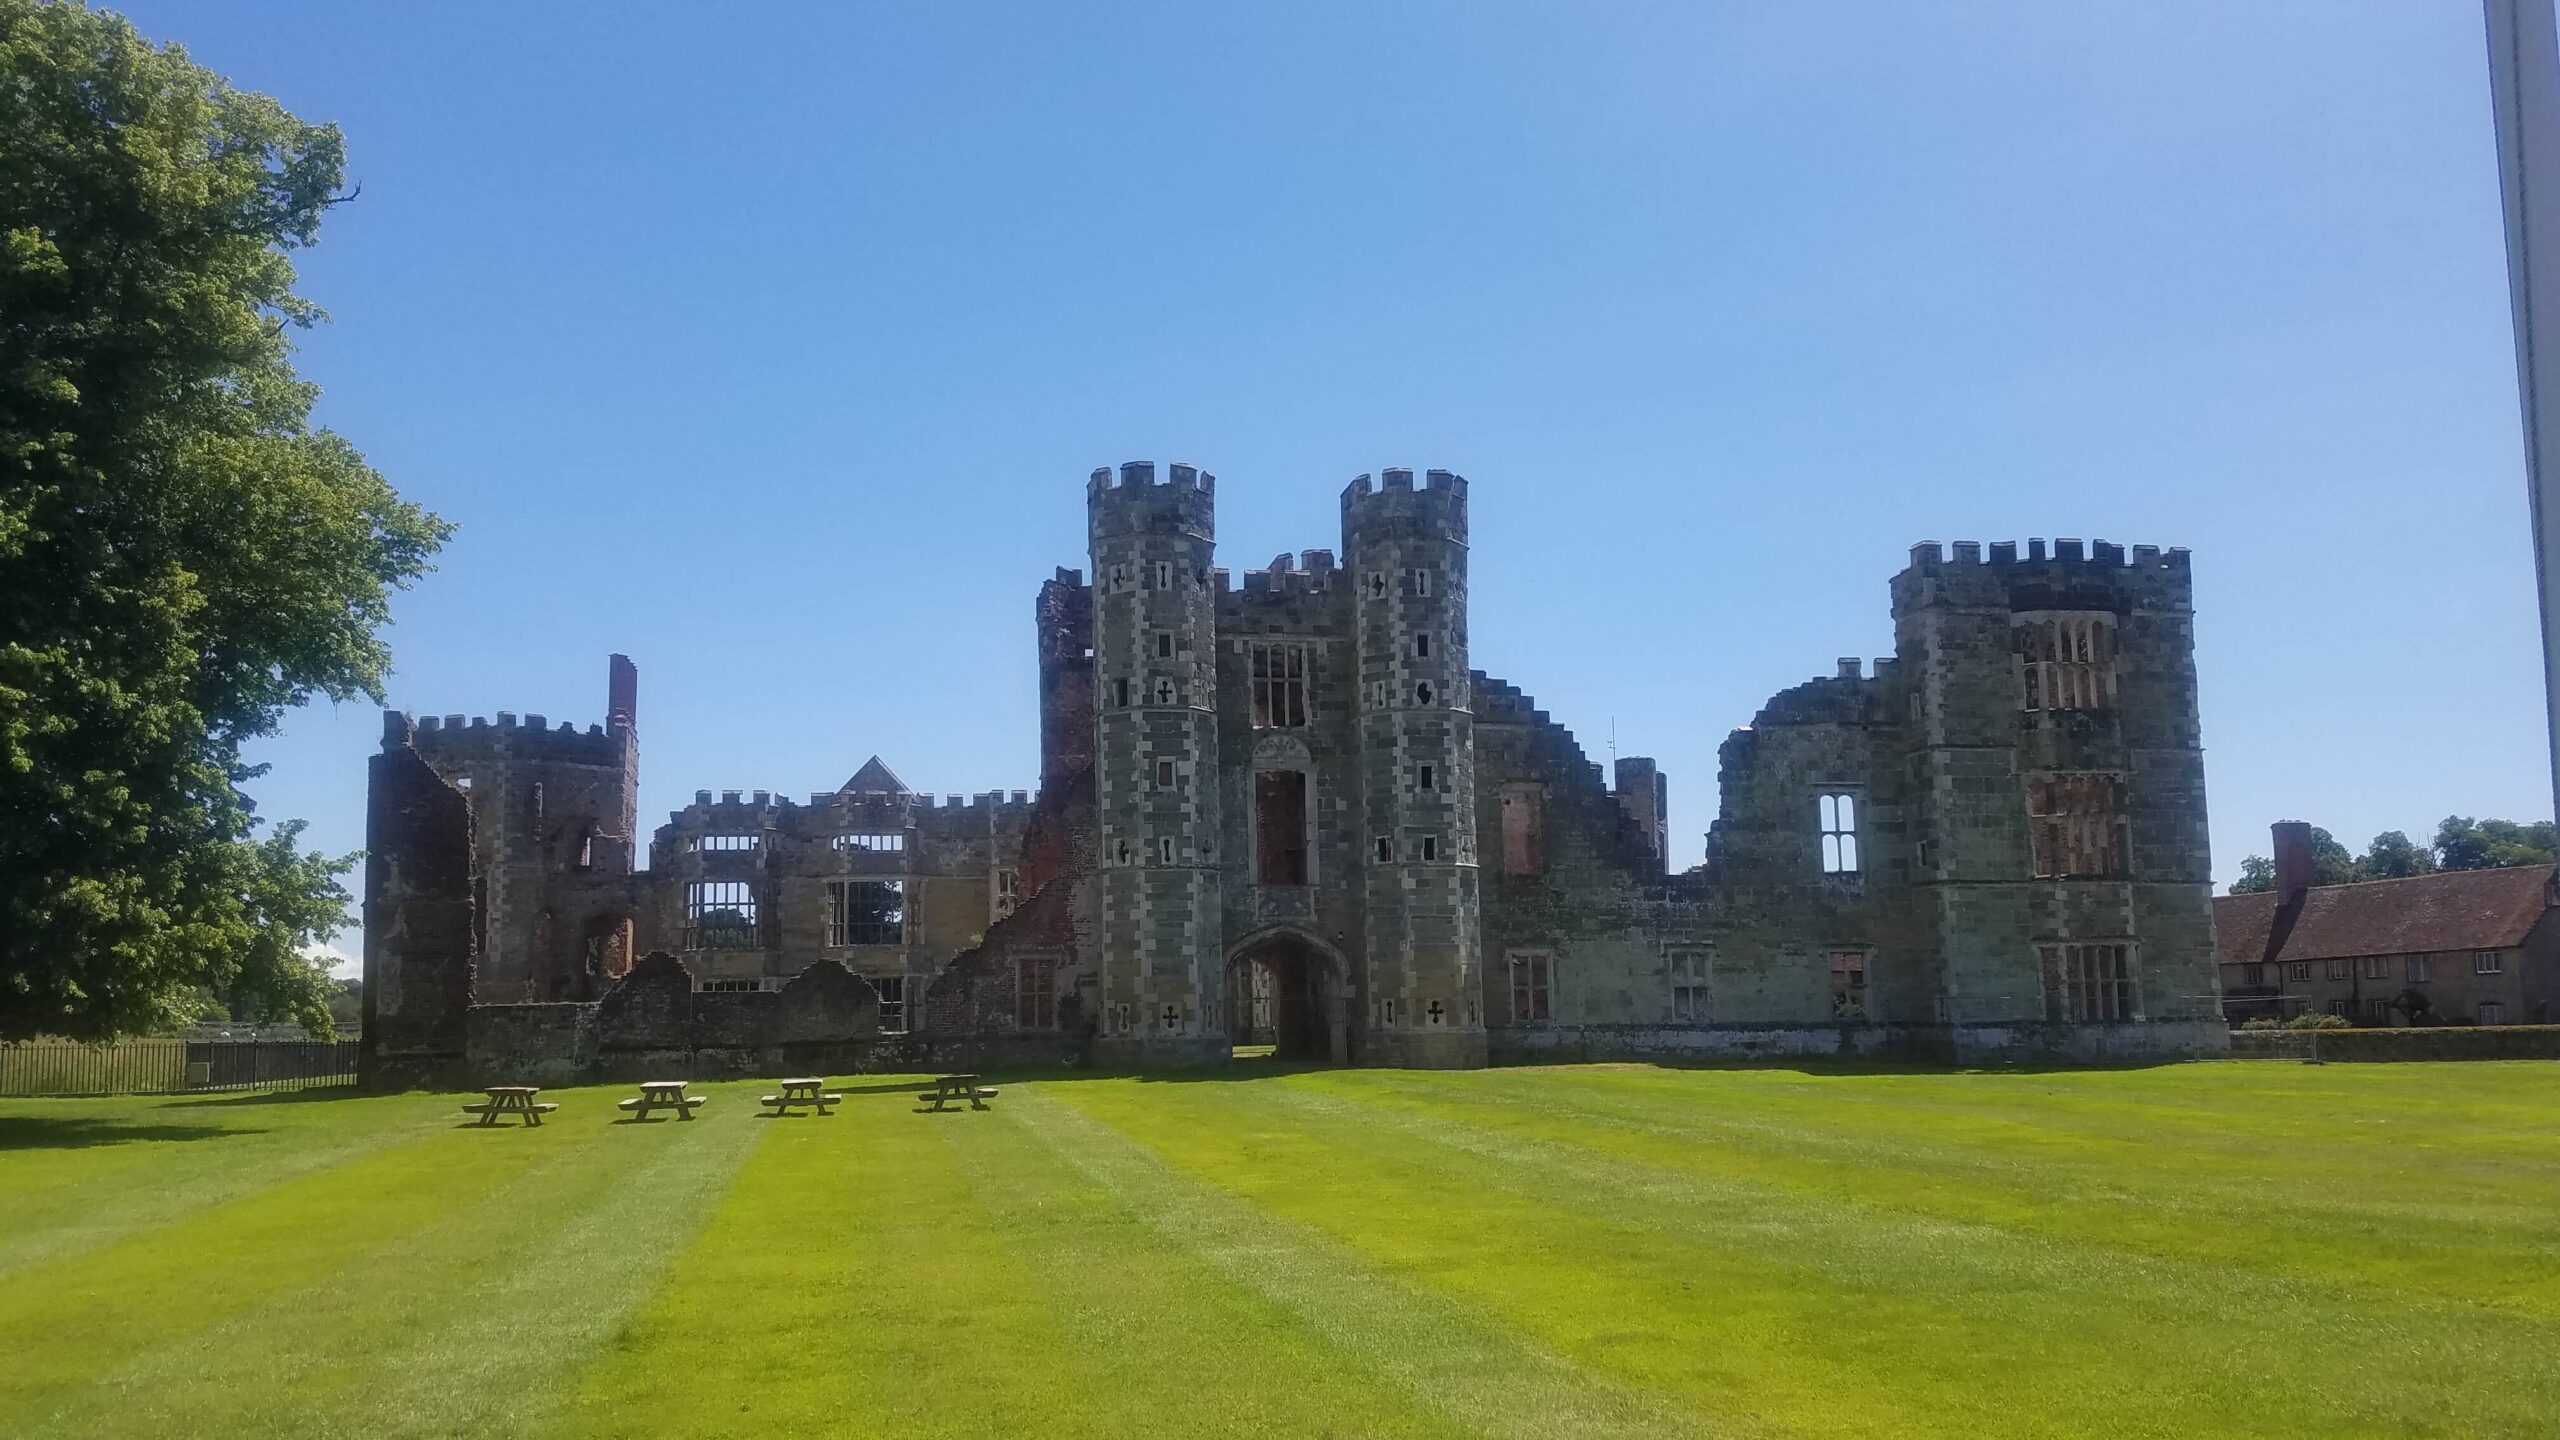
917 1073 999 1113
617 1079 705 1121
761 1076 841 1116
462 1085 557 1127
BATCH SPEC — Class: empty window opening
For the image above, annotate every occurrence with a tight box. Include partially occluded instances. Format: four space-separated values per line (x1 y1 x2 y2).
1250 642 1309 728
1829 950 1868 1020
2026 774 2126 879
1375 835 1394 863
577 825 595 871
1668 946 1711 1021
993 869 1020 919
1500 783 1547 877
1510 951 1552 1022
1417 835 1439 862
2040 942 2135 1022
1256 770 1310 885
1016 957 1057 1030
1416 762 1436 793
2018 613 2117 713
698 977 766 994
875 975 907 1033
529 781 544 831
1414 680 1435 706
683 881 759 950
1113 677 1132 708
833 831 905 853
1154 631 1174 659
694 833 758 853
1818 793 1859 874
1414 633 1431 658
827 879 905 946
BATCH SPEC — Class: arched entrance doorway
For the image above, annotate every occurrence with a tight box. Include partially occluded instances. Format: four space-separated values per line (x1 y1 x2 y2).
1224 928 1345 1063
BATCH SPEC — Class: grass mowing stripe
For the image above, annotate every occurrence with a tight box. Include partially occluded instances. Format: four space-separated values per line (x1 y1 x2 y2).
1021 1084 1733 1440
22 1083 772 1439
0 1090 463 1278
548 1078 1090 1439
935 1094 1476 1439
1342 1066 2560 1314
1087 1073 2560 1439
0 1116 575 1431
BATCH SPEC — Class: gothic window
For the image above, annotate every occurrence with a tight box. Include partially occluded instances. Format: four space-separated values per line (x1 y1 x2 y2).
2040 943 2136 1022
1817 793 1859 874
875 976 907 1033
1829 950 1868 1020
1250 643 1308 727
1501 783 1546 876
1256 771 1309 885
1016 957 1056 1029
2026 774 2127 879
827 880 904 946
1668 945 1711 1020
2018 613 2117 713
1510 951 1552 1022
683 881 758 949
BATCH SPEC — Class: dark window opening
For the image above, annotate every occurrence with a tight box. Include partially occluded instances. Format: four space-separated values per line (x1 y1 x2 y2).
1257 770 1310 885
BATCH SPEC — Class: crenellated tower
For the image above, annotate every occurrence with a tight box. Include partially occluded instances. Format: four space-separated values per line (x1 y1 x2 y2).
1088 461 1228 1064
1343 468 1486 1067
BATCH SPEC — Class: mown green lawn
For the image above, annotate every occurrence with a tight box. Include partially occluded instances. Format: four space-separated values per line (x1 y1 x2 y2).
1 1061 2555 1438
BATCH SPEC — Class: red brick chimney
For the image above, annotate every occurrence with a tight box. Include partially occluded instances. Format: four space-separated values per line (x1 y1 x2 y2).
2271 820 2314 907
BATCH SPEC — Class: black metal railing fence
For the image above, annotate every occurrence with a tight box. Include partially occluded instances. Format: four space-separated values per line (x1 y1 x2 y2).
0 1039 360 1097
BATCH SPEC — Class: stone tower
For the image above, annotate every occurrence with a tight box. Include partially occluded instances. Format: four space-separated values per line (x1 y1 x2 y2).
1343 468 1486 1067
1088 461 1228 1065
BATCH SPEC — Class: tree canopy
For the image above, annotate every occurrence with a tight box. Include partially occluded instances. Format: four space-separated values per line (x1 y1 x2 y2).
1 1 447 1040
2227 819 2551 895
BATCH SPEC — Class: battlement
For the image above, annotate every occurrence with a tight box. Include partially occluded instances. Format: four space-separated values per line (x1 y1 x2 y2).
1339 467 1469 546
1892 537 2195 615
1086 460 1216 542
663 786 1039 829
390 708 626 767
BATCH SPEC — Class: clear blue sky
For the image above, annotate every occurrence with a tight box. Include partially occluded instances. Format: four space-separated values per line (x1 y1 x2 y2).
116 2 2549 967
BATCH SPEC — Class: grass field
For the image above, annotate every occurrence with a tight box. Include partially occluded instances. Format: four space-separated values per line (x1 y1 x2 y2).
2 1061 2556 1438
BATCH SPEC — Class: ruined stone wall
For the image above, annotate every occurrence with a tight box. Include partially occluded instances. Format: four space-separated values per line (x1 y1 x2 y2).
361 715 477 1088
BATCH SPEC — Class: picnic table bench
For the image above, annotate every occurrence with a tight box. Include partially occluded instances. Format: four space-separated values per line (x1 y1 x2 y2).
762 1077 841 1116
462 1086 557 1126
617 1079 705 1121
918 1073 999 1112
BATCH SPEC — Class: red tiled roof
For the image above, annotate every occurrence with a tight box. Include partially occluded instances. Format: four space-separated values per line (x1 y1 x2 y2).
2213 865 2554 967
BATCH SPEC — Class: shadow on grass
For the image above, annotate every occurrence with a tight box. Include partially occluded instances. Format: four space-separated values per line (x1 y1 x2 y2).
0 1115 265 1150
166 1086 371 1109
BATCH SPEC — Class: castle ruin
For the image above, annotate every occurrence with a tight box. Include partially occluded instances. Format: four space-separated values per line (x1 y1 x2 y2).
362 463 2227 1085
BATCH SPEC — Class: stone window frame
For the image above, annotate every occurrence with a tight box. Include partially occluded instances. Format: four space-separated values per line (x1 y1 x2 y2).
992 869 1020 920
1015 957 1056 1030
1409 568 1433 598
1153 835 1177 865
692 833 759 853
1151 559 1174 591
1508 950 1553 1023
1415 761 1437 794
1827 949 1868 1020
2039 941 2139 1023
1816 791 1861 876
1249 641 1309 728
2015 610 2118 714
833 830 906 854
2025 772 2128 880
870 975 907 1033
1667 944 1712 1021
683 880 760 950
826 878 905 947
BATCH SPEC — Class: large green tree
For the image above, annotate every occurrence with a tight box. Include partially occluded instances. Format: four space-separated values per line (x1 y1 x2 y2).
1 2 447 1040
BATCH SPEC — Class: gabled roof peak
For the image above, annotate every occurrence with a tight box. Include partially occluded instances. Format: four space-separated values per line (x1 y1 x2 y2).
839 756 909 795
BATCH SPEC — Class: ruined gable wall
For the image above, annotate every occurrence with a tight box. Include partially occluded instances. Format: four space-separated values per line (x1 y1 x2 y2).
361 715 476 1088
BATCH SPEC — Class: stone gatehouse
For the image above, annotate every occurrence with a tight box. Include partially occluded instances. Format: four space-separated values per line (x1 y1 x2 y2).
361 463 2227 1085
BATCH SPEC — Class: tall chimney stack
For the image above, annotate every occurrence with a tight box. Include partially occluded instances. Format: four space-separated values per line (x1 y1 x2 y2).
607 653 638 733
2271 820 2314 908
